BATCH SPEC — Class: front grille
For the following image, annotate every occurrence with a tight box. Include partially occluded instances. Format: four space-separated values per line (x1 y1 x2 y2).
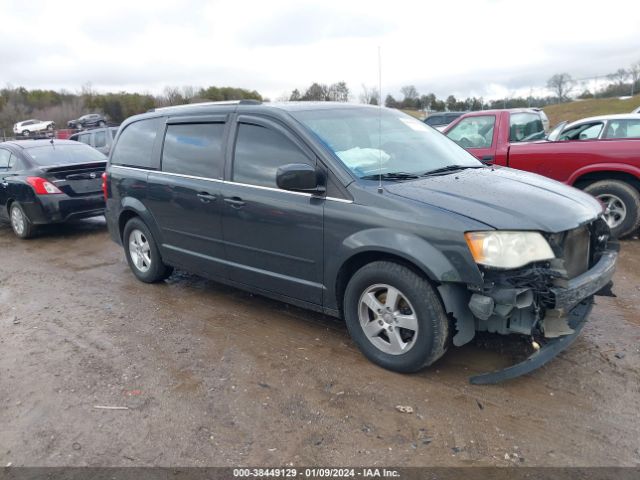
562 226 590 279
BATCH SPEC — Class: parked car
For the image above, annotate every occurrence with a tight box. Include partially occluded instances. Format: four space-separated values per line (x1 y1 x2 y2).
444 109 640 238
69 127 119 155
13 119 56 136
0 140 107 238
423 112 466 131
548 114 640 141
103 101 617 384
67 113 107 130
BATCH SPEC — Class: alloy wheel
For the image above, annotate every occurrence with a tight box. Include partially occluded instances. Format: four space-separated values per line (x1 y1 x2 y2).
598 193 626 229
11 206 25 236
128 229 152 273
358 284 419 355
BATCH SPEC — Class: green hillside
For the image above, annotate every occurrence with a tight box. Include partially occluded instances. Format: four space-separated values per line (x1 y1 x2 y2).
543 95 640 126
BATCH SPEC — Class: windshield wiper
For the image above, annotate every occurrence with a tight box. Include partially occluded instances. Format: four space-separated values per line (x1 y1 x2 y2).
360 172 421 181
422 165 479 176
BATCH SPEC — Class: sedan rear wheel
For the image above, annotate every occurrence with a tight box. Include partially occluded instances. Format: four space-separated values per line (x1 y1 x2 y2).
10 203 35 239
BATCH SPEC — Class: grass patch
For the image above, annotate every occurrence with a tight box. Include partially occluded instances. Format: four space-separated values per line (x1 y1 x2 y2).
543 95 640 126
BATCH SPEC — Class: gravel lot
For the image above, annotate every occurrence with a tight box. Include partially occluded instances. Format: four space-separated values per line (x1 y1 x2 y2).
1 218 639 467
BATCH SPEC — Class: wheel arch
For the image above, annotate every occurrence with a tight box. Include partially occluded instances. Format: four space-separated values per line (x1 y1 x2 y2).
571 167 640 192
116 197 162 244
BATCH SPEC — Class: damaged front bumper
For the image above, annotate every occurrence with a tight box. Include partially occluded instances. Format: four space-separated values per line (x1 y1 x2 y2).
469 299 592 384
439 244 618 384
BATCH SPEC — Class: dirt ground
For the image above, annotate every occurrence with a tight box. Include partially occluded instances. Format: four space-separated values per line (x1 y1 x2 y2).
0 218 639 467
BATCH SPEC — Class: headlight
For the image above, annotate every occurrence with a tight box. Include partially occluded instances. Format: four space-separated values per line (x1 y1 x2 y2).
465 231 554 269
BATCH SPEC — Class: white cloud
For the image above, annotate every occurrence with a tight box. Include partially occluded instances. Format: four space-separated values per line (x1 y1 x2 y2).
1 0 639 100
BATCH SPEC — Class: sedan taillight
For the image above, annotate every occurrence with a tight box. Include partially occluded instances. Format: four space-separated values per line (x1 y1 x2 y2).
26 177 63 195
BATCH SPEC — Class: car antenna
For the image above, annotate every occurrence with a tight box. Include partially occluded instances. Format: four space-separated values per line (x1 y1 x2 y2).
377 46 383 194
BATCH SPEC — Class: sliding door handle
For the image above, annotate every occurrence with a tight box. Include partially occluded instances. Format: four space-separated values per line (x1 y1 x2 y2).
224 197 246 208
197 192 217 203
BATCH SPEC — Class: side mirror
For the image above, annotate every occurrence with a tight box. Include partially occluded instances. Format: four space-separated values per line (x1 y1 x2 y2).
276 163 324 193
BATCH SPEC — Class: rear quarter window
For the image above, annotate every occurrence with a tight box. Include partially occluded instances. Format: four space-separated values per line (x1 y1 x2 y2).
111 117 163 169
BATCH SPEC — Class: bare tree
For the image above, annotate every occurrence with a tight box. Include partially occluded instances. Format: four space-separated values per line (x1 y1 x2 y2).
607 68 629 85
547 73 574 101
160 86 184 106
629 61 640 96
181 85 197 103
359 84 380 105
400 85 419 101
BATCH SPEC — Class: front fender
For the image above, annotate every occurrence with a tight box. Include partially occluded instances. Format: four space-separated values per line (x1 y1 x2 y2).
342 228 466 283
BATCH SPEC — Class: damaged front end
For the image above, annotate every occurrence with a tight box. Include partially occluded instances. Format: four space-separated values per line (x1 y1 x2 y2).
439 217 618 384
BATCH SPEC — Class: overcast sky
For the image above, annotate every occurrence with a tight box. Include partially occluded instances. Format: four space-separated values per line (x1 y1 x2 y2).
1 0 640 101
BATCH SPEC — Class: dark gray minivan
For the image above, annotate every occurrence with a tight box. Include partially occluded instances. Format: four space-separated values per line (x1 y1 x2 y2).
104 101 617 383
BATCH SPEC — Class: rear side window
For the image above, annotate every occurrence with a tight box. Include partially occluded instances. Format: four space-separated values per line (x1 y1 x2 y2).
509 113 545 142
604 119 640 139
111 117 162 168
233 123 313 188
162 123 225 178
94 130 107 148
0 149 11 170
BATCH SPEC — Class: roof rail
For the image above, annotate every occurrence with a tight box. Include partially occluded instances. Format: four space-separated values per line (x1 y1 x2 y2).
150 99 261 112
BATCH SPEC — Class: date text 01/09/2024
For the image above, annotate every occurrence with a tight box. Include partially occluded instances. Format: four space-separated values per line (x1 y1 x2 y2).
232 468 401 478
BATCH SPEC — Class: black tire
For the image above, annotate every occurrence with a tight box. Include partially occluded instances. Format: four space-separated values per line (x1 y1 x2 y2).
22 130 30 137
122 217 173 283
98 121 106 127
584 180 640 238
46 123 54 131
343 261 449 373
9 202 36 239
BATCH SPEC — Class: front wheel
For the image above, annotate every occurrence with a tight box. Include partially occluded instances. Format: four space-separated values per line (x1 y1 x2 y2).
123 217 173 283
343 261 449 373
21 130 30 137
584 180 640 238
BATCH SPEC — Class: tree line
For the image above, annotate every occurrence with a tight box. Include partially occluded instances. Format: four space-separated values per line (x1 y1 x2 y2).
3 57 639 136
0 84 263 135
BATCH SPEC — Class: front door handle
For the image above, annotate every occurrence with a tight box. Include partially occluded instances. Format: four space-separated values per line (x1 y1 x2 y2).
224 197 246 208
480 155 494 165
197 192 216 203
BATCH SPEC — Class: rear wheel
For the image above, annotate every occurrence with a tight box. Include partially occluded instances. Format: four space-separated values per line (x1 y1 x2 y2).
98 121 106 127
584 180 640 238
343 261 449 373
21 130 30 137
10 203 35 239
123 217 173 283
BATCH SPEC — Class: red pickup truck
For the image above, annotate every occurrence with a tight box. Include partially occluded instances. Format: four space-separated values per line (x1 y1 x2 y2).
444 109 640 238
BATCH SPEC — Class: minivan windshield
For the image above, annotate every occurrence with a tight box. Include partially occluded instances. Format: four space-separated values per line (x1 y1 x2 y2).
291 107 481 179
25 144 107 166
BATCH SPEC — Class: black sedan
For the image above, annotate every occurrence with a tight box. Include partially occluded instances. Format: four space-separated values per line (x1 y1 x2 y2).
0 140 106 238
67 113 107 129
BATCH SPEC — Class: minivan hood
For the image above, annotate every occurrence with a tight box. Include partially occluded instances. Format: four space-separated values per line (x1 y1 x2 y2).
384 166 602 233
